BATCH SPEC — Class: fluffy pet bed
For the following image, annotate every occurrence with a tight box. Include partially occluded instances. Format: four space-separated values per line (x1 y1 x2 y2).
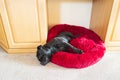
47 24 106 68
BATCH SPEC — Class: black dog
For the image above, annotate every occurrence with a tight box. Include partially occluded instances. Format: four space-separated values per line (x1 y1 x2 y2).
36 31 83 65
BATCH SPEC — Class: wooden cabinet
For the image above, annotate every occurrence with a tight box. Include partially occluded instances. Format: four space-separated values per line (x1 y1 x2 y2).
90 0 120 51
0 0 48 53
105 0 120 51
0 0 120 53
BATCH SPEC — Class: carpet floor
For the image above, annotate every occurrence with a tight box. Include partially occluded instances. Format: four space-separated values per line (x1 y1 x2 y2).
0 47 120 80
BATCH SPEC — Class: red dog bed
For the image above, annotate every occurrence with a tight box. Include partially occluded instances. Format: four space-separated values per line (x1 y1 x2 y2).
47 24 106 68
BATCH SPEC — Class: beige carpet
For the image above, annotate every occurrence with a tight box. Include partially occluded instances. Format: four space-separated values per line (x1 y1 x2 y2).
0 47 120 80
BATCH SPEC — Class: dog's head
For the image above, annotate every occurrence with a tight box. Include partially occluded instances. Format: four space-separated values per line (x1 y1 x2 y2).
36 45 50 65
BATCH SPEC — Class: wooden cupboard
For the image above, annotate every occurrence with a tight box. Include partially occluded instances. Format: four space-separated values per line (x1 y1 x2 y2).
90 0 120 51
0 0 48 53
0 0 120 53
105 0 120 51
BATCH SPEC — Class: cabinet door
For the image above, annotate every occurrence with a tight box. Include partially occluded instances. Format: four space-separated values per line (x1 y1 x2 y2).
105 0 120 50
0 0 47 48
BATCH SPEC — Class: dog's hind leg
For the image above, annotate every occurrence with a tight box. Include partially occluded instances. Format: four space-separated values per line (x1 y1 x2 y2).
64 42 83 54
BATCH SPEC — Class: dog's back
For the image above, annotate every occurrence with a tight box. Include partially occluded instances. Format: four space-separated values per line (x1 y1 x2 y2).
57 31 74 39
47 32 74 48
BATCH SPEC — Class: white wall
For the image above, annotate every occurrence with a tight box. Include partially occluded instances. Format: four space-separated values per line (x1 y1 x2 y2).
48 0 92 29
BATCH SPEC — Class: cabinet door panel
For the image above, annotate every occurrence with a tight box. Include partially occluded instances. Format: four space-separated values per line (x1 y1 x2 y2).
5 0 39 43
0 0 47 48
105 0 120 49
112 9 120 41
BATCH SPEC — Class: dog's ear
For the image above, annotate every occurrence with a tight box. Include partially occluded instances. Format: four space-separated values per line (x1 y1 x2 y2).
37 45 42 49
